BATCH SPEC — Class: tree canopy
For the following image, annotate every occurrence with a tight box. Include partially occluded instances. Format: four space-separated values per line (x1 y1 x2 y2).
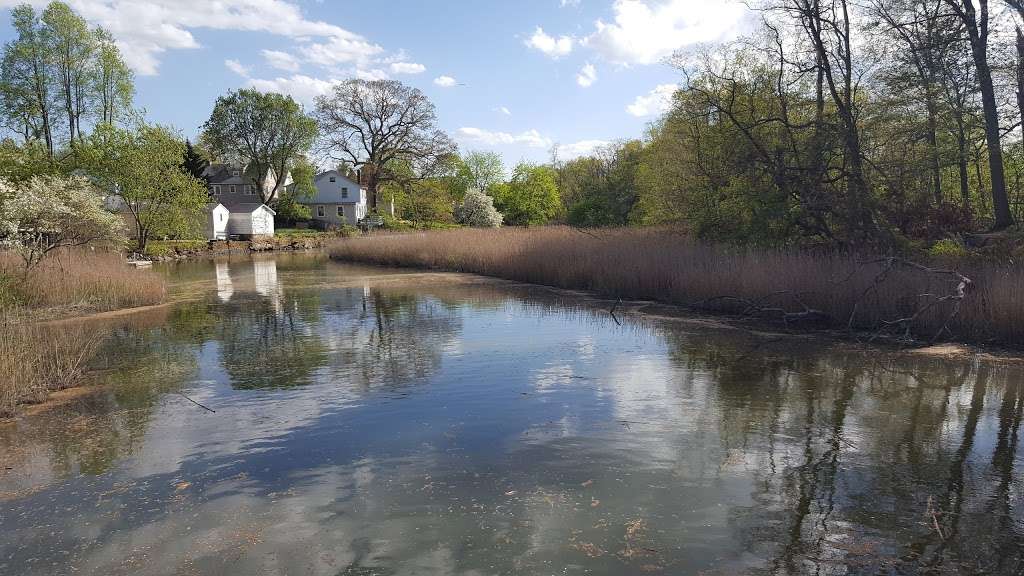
202 89 318 205
313 79 456 211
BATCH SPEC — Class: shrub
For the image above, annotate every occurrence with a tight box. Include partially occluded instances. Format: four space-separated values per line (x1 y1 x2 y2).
0 175 126 271
929 238 969 260
454 189 503 228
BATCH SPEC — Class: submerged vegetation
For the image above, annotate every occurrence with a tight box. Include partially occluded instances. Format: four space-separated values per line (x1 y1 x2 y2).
330 227 1024 346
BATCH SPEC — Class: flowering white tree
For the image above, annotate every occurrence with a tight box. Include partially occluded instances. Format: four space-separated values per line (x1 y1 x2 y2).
454 188 503 228
0 175 126 272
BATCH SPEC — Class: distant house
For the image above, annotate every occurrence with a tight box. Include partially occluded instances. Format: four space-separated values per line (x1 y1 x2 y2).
203 163 292 205
205 203 230 240
296 170 368 227
227 203 276 238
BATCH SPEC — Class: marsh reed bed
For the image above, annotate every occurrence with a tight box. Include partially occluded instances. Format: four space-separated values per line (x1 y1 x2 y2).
330 227 1024 346
0 250 168 415
0 249 166 312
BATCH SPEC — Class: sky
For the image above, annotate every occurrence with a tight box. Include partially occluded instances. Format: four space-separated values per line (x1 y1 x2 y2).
0 0 754 167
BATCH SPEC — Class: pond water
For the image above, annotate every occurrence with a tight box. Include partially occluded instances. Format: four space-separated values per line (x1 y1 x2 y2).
1 253 1022 576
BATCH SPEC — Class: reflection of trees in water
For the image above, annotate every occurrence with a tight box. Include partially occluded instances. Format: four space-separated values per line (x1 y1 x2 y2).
326 288 461 390
216 290 330 390
661 327 1024 574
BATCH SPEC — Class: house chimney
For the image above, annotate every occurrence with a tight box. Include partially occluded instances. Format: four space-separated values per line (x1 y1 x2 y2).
356 169 361 185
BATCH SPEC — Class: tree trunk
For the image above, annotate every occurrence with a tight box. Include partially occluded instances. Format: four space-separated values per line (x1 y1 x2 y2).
925 92 943 205
957 129 971 207
959 0 1014 228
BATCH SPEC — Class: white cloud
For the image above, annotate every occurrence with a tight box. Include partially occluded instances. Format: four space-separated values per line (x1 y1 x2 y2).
247 74 337 104
585 0 749 65
576 63 597 87
301 33 384 68
262 49 300 72
224 58 249 78
457 127 552 149
389 61 426 74
0 0 395 75
525 26 574 58
433 75 458 87
560 0 581 6
557 139 609 159
626 83 677 117
495 106 512 116
355 68 389 81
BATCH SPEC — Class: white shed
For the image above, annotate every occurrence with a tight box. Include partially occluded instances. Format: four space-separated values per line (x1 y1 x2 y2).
226 203 276 238
205 203 230 240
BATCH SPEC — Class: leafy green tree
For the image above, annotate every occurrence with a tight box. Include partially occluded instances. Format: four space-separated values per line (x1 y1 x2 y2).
492 162 560 226
454 151 504 196
79 123 209 250
42 1 95 145
202 89 318 204
1 4 56 155
273 156 315 225
0 138 61 182
0 174 125 271
92 27 134 126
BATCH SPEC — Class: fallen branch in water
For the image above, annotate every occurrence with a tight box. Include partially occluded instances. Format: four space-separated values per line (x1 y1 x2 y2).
176 392 216 413
609 298 622 326
926 495 945 541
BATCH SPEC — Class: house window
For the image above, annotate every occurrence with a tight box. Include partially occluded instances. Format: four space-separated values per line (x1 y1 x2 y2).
232 170 239 177
329 176 336 183
212 185 220 195
230 185 236 194
337 206 344 217
317 205 325 217
341 187 349 199
246 185 255 195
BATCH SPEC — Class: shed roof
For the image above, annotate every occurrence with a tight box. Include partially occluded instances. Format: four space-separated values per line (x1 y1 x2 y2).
225 203 276 215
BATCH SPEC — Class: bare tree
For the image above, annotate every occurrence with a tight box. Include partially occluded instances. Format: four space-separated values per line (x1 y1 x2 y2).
313 79 456 211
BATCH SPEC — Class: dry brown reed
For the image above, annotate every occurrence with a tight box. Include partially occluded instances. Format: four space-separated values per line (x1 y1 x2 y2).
0 249 166 313
0 311 103 416
330 227 1024 346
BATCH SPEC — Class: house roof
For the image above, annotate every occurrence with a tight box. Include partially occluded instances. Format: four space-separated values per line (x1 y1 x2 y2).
225 203 276 215
204 164 249 185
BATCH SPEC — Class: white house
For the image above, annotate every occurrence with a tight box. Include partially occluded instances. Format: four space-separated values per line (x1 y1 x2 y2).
297 170 368 227
205 203 230 240
227 203 276 238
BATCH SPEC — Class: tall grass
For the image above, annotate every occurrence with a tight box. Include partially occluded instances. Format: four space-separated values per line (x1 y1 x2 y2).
0 249 166 313
329 227 1024 346
0 311 103 416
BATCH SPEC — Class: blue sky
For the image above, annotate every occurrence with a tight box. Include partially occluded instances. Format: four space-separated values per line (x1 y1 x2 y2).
0 0 751 167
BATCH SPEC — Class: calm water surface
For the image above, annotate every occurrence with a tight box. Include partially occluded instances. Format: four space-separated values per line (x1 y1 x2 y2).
1 253 1022 575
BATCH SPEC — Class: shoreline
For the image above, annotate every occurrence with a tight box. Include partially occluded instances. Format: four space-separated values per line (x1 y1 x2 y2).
10 262 1024 421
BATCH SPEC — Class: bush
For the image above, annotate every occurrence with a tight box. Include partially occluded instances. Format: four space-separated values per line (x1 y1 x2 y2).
929 238 970 260
454 189 503 228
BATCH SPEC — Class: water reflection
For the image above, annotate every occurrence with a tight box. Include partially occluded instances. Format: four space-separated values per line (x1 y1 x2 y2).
0 254 1022 575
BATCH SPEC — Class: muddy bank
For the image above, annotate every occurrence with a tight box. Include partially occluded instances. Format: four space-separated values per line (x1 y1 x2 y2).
145 236 330 262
